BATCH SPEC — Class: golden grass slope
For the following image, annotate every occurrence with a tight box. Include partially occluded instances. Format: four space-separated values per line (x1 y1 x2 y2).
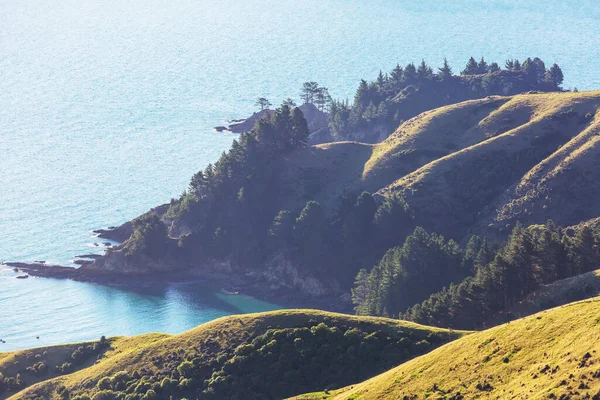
293 298 600 400
275 91 600 241
0 334 168 400
379 91 600 238
7 310 464 400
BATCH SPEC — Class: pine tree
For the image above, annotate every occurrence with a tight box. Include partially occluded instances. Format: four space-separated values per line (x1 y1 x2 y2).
314 87 327 111
294 201 329 272
513 59 521 71
461 57 479 75
546 63 564 88
505 59 515 70
255 97 272 111
376 70 386 87
351 269 371 314
268 210 295 251
354 79 370 108
437 58 453 79
570 226 597 274
300 82 319 104
489 62 500 73
364 101 378 122
403 63 417 82
290 107 309 148
390 63 404 88
522 58 545 83
282 97 296 108
477 57 489 74
417 59 433 79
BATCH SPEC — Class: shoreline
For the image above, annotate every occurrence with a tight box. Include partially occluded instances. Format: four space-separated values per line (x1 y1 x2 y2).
1 261 352 313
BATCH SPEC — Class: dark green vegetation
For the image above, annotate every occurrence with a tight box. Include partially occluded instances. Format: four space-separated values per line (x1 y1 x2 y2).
6 311 464 400
84 57 600 342
327 56 563 143
356 221 600 330
0 337 110 399
86 87 600 325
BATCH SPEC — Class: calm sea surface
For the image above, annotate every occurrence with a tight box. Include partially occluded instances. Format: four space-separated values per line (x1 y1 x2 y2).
1 0 599 350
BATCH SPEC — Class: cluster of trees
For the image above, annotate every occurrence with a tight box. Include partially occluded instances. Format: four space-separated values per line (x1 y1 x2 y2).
328 56 564 141
253 82 332 114
129 102 417 291
71 322 451 400
300 82 332 111
0 337 109 397
462 56 564 88
351 227 491 317
351 220 600 330
202 323 447 399
401 222 600 329
267 192 415 288
127 104 311 266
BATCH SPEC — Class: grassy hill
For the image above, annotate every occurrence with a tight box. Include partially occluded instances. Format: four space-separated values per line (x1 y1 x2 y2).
378 91 600 239
84 90 600 306
292 298 600 400
271 91 600 236
2 310 465 400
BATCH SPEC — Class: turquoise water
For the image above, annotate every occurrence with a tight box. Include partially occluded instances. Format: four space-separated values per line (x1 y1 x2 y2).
1 0 599 350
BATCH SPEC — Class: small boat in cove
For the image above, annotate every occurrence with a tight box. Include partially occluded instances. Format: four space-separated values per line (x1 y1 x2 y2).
220 288 239 295
16 274 29 279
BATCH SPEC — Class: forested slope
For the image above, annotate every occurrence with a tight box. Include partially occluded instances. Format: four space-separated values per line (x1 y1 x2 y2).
3 311 464 400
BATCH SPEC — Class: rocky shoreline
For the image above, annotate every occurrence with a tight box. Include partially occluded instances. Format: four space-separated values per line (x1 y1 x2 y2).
2 260 351 313
214 103 330 138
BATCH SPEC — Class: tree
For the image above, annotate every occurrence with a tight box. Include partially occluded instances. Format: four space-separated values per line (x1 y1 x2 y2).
294 201 329 272
374 193 414 251
269 210 295 251
351 269 371 314
353 79 370 108
282 97 297 108
403 63 417 82
376 70 386 87
505 59 515 70
461 57 479 75
438 58 453 79
545 63 564 88
290 107 310 148
314 87 331 111
300 82 319 104
477 57 489 74
124 212 171 258
417 59 433 79
522 57 546 83
569 225 597 275
390 64 404 88
489 62 500 73
255 97 272 111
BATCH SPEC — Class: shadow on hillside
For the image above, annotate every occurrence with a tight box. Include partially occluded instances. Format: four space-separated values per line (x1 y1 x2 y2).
485 269 600 327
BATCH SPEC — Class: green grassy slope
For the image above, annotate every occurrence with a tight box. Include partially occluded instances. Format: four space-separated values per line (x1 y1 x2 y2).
293 298 600 400
5 310 465 400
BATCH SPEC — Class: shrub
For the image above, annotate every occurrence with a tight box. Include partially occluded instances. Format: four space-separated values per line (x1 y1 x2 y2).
97 377 112 390
92 390 118 400
177 361 194 378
